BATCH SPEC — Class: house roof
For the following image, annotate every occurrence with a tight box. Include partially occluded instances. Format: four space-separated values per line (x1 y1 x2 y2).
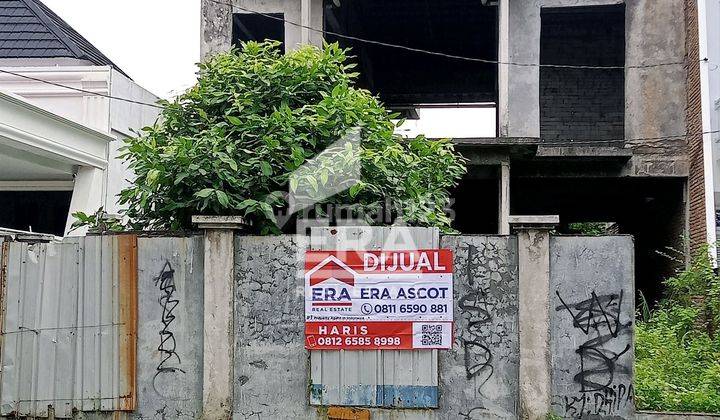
0 0 128 77
0 88 113 170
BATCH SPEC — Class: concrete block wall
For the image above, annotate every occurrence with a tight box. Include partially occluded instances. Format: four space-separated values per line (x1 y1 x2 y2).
540 68 625 141
438 236 520 419
549 236 635 419
228 233 633 419
233 235 315 419
135 236 205 419
539 7 625 142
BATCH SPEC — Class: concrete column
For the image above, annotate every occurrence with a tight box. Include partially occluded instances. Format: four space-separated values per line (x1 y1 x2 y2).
506 0 540 137
498 163 511 234
510 215 559 420
65 166 106 235
192 215 247 419
497 0 509 136
301 0 311 45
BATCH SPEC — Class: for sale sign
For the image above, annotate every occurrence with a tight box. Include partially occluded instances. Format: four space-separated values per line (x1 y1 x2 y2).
304 249 453 350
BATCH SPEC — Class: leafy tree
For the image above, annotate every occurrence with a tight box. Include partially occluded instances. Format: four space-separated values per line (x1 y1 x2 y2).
118 42 466 233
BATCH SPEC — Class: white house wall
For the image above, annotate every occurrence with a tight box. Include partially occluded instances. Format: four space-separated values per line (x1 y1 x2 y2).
0 66 160 228
0 66 112 133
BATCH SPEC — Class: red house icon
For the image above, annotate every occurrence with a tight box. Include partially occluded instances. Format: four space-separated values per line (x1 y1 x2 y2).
309 257 355 287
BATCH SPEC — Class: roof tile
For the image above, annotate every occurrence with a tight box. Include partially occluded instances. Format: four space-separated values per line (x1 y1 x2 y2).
0 0 127 76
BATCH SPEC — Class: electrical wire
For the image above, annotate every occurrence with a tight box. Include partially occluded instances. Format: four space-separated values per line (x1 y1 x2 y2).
1 64 716 146
0 322 125 335
0 7 712 147
210 0 687 70
0 68 164 109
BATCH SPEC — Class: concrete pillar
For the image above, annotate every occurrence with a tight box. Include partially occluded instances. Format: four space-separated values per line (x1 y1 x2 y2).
498 163 511 235
192 215 247 419
65 166 106 235
497 0 510 136
301 0 311 45
503 0 540 137
510 215 559 420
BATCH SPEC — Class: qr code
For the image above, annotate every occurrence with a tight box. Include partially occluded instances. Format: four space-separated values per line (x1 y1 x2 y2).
421 324 444 346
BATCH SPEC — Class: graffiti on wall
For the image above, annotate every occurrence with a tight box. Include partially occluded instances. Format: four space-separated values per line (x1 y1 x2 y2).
456 242 517 415
555 290 633 418
152 261 189 400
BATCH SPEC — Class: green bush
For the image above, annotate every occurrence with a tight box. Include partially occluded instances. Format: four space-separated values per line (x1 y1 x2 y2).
118 41 466 233
635 245 720 413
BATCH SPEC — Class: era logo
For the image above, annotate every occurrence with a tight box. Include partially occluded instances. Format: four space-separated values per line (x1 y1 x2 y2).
307 256 356 307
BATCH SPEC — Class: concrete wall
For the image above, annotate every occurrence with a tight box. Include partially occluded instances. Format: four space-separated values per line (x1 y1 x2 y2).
233 235 315 419
549 236 635 419
438 236 520 419
0 232 637 419
230 233 522 420
228 233 634 419
501 0 687 175
624 0 688 176
200 0 323 59
136 236 204 419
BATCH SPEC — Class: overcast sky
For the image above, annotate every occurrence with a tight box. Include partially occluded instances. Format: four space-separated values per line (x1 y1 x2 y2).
42 0 201 99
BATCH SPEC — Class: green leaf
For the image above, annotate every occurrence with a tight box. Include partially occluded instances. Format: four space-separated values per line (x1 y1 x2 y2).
349 183 363 198
216 190 230 207
227 115 242 126
320 170 329 185
195 188 214 198
174 173 190 185
146 169 160 186
259 202 277 223
261 161 273 177
237 199 257 210
289 177 299 192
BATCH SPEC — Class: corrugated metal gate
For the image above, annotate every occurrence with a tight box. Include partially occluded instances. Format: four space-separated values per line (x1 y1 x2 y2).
309 227 440 408
0 235 137 418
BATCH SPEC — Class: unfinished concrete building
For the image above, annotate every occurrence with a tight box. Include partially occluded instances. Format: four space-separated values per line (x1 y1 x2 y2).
201 0 705 301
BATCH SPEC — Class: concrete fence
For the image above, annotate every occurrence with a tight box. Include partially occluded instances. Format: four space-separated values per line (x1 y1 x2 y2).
0 222 636 419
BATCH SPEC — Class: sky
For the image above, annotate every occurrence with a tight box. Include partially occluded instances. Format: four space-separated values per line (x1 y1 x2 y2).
42 0 201 99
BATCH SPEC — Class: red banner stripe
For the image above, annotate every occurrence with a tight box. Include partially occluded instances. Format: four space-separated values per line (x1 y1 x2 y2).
305 249 453 274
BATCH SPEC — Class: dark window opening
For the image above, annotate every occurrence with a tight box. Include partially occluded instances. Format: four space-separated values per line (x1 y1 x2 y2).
232 13 285 51
452 166 500 234
323 0 498 107
540 5 625 143
511 176 685 305
0 191 72 236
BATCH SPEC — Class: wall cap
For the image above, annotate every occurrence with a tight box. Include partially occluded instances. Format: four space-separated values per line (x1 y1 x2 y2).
509 215 559 231
191 215 248 230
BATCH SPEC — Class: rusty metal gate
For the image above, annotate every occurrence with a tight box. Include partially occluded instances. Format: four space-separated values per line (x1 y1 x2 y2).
0 235 137 418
